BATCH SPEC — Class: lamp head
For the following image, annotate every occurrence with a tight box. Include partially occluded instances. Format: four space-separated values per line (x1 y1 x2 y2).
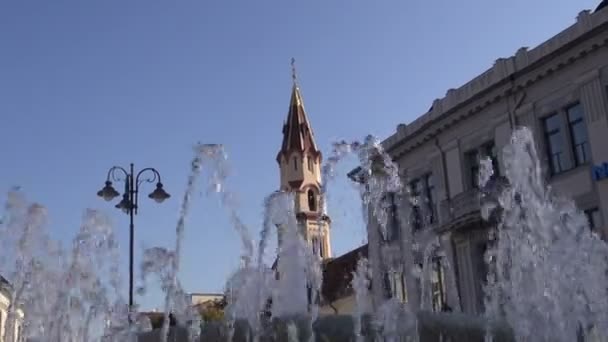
97 181 120 202
115 194 133 214
148 182 170 203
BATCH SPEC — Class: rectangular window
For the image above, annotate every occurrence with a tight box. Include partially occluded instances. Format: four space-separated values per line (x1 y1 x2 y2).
307 157 313 171
410 174 436 229
382 272 392 299
293 157 298 171
410 179 423 230
392 272 407 303
384 192 400 242
424 174 436 224
431 258 447 312
543 113 571 175
584 207 602 232
481 141 500 178
312 237 320 257
473 241 489 314
466 141 499 189
465 149 480 189
566 103 590 166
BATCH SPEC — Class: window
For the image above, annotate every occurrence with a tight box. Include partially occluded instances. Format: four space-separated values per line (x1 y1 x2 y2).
307 190 317 212
391 271 407 303
307 156 314 171
473 241 489 314
544 113 571 175
382 272 392 299
466 141 499 189
384 271 407 302
319 238 325 258
543 104 590 175
293 156 298 171
312 236 321 257
431 258 447 312
410 179 423 230
567 103 590 166
382 192 400 242
424 174 437 224
584 208 602 232
409 173 436 229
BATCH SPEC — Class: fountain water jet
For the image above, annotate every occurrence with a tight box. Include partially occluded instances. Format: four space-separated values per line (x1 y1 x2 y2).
481 127 608 342
2 127 608 342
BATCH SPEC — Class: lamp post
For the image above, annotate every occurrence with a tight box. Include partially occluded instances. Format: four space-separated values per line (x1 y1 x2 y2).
96 163 170 314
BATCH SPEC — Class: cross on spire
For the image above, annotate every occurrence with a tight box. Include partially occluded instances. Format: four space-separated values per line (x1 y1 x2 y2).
291 57 298 86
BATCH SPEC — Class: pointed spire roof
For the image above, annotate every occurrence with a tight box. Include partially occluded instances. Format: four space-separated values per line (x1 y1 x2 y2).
277 59 321 162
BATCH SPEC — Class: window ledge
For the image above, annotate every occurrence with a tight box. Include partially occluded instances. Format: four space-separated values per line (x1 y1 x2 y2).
548 163 591 182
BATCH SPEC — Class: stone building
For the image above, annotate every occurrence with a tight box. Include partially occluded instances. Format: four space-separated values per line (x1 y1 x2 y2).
353 1 608 316
0 276 24 342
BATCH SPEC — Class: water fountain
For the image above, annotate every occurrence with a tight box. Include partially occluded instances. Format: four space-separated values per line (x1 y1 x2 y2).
1 127 607 342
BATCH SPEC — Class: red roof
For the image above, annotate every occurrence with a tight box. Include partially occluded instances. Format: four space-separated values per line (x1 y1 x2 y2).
270 244 368 304
321 244 368 303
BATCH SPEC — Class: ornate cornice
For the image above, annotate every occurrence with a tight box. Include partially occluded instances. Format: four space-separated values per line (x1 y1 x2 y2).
383 10 608 161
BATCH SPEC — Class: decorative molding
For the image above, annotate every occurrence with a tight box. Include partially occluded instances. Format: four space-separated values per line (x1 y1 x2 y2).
382 12 608 161
575 68 601 84
579 74 608 122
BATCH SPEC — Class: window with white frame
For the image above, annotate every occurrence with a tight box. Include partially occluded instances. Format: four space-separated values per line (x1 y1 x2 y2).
584 207 602 232
384 270 407 302
465 140 499 189
542 102 590 176
431 258 447 312
381 192 400 242
566 103 591 166
409 173 436 229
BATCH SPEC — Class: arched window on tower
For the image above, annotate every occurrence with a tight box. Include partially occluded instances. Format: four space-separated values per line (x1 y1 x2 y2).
319 236 325 258
312 237 320 257
308 189 317 212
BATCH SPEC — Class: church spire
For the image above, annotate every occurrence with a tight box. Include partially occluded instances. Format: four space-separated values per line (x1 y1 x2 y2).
275 59 332 261
277 58 321 163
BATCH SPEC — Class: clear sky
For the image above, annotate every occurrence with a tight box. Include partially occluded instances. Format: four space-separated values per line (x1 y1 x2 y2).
0 0 601 310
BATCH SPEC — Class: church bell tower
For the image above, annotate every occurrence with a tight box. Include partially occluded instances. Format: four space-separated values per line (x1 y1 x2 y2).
276 59 332 260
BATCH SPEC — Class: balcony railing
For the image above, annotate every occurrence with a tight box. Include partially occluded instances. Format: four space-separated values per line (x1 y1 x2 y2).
439 176 509 226
440 189 481 224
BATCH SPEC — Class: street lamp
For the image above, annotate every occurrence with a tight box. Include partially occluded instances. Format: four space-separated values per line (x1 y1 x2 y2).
96 163 170 314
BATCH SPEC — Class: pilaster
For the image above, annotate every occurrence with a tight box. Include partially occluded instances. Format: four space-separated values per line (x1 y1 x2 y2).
578 70 608 237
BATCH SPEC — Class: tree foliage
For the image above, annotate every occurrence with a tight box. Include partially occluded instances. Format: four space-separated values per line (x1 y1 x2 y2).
197 297 227 322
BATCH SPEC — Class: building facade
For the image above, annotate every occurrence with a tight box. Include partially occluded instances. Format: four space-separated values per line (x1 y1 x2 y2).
357 2 608 315
0 276 24 342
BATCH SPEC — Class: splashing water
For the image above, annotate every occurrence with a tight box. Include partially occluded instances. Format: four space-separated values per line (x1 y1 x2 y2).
352 257 372 342
481 127 608 342
323 136 415 341
4 126 608 342
0 192 128 342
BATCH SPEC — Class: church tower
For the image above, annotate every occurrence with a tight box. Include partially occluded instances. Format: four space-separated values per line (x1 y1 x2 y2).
276 59 332 260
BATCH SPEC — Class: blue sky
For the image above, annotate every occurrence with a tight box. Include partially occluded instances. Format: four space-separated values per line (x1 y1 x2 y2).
0 0 600 310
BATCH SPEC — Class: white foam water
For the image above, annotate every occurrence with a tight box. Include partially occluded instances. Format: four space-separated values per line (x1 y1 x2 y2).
481 127 608 342
3 126 608 342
